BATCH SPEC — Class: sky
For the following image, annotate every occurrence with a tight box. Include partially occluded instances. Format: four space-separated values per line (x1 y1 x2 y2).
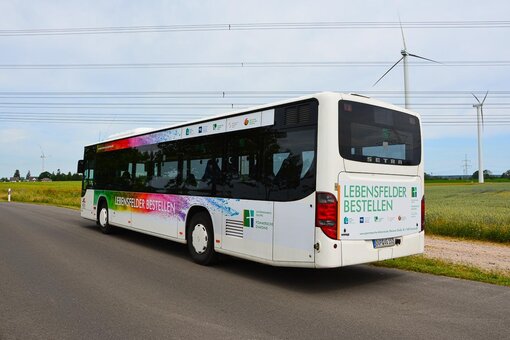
0 0 509 178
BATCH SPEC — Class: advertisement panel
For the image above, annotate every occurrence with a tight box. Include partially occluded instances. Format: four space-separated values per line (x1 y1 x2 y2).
339 173 421 240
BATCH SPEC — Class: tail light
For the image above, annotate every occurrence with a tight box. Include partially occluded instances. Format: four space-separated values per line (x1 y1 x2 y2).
316 192 338 239
421 195 425 232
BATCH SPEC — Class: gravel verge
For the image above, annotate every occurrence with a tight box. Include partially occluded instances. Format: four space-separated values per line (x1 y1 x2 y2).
425 235 510 273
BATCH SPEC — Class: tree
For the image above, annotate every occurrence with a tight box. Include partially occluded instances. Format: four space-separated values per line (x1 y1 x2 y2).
13 169 20 179
502 170 510 178
38 171 52 180
472 169 493 179
26 170 31 180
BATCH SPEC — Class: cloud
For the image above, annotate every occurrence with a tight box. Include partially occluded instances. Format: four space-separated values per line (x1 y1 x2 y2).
0 128 28 143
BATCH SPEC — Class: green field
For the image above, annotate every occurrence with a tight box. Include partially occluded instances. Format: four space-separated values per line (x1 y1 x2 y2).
425 182 510 243
1 181 509 242
0 181 81 209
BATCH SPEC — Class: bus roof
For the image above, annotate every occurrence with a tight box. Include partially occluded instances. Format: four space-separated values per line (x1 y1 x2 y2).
85 91 418 147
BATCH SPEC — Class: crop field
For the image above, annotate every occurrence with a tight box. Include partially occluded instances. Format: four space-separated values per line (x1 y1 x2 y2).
0 181 81 209
1 181 509 242
425 182 510 243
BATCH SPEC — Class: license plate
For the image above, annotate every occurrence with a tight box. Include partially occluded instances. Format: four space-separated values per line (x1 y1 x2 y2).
373 237 395 249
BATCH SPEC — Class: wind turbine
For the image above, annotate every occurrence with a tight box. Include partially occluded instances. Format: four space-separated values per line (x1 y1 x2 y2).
373 21 439 108
472 91 488 184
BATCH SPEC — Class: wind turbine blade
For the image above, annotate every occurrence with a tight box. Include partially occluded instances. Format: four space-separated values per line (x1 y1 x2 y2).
407 53 441 64
471 93 481 104
373 56 404 87
482 91 489 104
399 16 407 51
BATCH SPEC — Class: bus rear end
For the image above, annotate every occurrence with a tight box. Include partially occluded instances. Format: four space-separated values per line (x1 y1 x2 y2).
315 94 424 268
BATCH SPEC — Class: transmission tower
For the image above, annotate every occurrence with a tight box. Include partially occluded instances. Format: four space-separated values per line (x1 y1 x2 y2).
461 154 471 177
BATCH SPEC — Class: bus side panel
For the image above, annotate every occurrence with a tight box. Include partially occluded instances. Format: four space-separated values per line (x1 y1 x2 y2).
81 189 96 221
131 210 177 238
96 191 132 228
221 199 273 261
273 194 315 263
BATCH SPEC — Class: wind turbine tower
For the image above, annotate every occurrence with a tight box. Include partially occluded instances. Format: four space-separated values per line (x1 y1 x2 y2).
472 92 488 184
39 145 50 173
374 21 439 109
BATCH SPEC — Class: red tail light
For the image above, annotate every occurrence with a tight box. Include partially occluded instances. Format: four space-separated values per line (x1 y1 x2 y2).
421 195 425 232
316 192 338 239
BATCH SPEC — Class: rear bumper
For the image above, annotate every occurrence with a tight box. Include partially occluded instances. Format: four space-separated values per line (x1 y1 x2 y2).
314 230 425 268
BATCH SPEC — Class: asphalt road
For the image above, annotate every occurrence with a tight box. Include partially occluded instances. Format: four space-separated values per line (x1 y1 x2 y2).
1 202 508 339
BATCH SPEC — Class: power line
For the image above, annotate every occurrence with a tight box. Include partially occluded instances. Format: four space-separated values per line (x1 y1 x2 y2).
0 60 510 69
1 90 509 95
1 20 510 36
0 103 509 110
1 117 509 126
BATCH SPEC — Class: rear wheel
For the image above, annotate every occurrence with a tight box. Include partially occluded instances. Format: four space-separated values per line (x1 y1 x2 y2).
97 201 113 234
187 212 216 265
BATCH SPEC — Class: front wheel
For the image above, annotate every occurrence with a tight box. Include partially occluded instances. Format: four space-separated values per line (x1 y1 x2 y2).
187 212 216 265
97 201 113 234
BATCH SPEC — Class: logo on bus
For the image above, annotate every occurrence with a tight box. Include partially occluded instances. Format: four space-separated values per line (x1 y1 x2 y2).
243 209 255 227
244 118 250 126
411 187 418 198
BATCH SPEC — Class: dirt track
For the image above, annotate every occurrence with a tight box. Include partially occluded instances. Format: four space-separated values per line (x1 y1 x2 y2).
425 235 510 273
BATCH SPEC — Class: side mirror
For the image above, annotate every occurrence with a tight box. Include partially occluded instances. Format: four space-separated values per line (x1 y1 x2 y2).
77 160 84 174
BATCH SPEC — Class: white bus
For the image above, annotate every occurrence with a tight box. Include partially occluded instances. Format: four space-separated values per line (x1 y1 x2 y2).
78 92 424 267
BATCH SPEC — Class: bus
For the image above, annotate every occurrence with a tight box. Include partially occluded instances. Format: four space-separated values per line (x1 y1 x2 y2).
77 92 425 268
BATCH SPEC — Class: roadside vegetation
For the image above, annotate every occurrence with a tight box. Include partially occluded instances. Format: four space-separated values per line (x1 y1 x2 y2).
0 181 81 209
1 180 509 284
375 255 510 287
425 182 510 243
1 181 509 242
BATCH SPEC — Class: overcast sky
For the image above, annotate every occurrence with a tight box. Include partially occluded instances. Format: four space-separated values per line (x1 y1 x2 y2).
1 0 509 178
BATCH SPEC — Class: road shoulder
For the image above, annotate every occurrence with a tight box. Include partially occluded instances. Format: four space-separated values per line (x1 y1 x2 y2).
425 235 510 274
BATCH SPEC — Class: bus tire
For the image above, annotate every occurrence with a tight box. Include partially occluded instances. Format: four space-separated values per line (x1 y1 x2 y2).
187 212 216 265
97 200 113 234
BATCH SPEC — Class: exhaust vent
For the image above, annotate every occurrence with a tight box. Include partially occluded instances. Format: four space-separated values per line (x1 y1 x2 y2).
284 104 312 126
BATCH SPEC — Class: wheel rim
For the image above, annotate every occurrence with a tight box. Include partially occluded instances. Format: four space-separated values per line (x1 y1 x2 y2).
191 223 208 254
99 208 108 227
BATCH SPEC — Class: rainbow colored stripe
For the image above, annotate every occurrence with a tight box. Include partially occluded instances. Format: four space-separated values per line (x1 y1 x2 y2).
94 190 239 221
96 129 181 153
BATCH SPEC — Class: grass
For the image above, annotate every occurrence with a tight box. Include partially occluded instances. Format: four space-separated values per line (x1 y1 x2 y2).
1 181 509 242
374 255 510 287
2 180 509 285
425 182 510 243
0 181 81 209
425 178 510 184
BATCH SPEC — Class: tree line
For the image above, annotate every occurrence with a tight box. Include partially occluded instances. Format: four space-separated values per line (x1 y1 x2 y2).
1 169 82 182
425 169 510 180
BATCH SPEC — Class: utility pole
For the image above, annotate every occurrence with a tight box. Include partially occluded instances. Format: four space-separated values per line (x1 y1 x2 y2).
461 154 471 178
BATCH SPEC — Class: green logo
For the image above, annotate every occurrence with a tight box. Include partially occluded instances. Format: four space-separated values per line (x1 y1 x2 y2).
412 187 418 198
243 209 255 227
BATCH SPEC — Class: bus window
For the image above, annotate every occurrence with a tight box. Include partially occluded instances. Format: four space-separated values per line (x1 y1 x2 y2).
266 128 316 201
339 100 421 165
224 132 264 200
182 137 223 196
